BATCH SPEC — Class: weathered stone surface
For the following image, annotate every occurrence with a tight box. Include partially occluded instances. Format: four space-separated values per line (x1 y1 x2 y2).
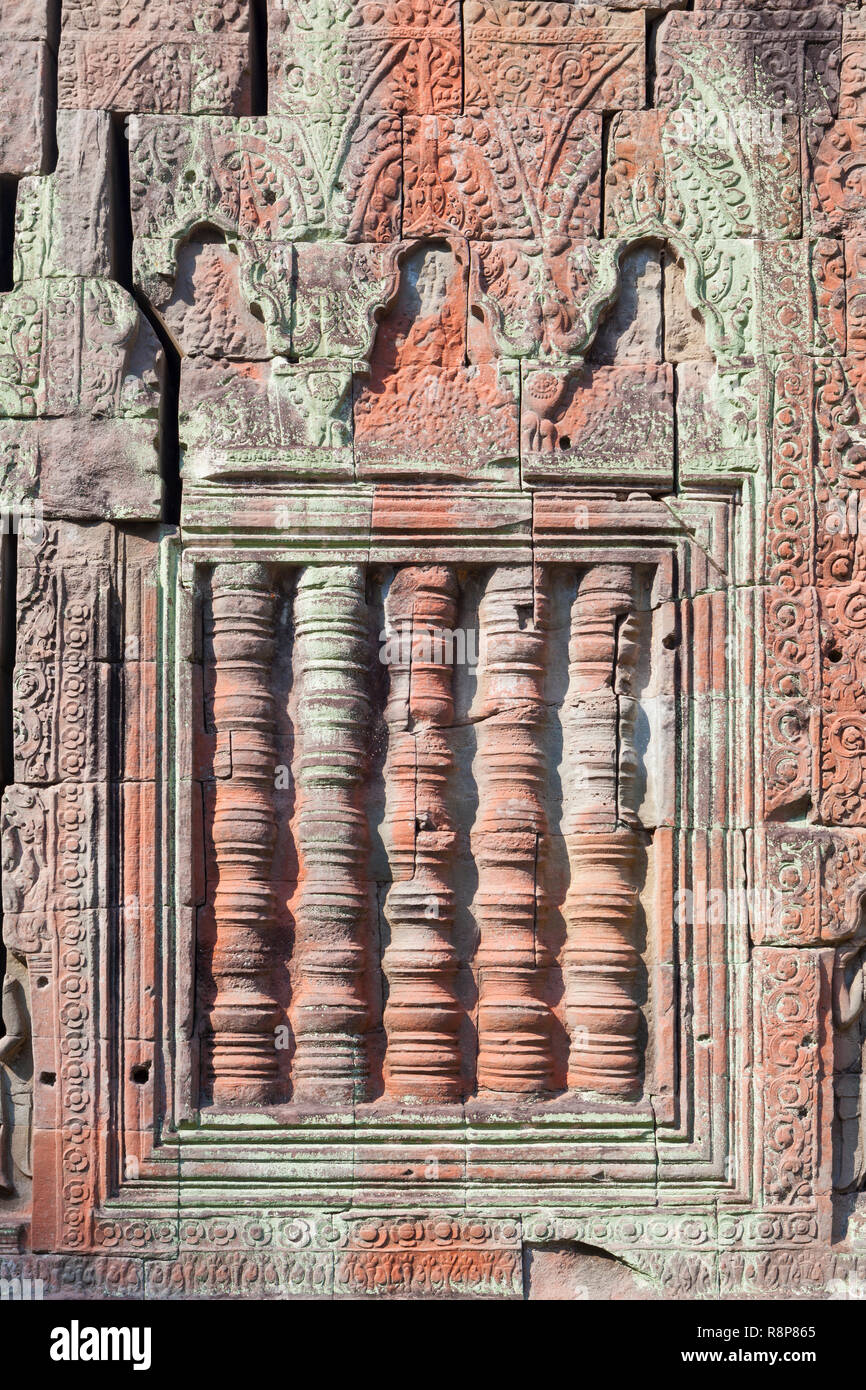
464 1 644 112
655 7 841 118
808 114 866 234
403 111 601 242
5 0 866 1313
353 239 519 479
269 0 462 116
179 355 354 481
0 275 162 518
14 110 114 281
0 39 50 174
58 0 252 114
521 362 674 487
606 108 803 243
128 114 403 252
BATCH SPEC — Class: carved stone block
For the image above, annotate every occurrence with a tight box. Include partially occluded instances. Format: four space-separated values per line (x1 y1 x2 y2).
521 362 675 487
14 110 115 282
656 8 841 118
58 0 252 114
464 1 644 112
403 111 601 242
809 116 866 235
128 114 402 248
606 108 803 244
180 355 355 482
268 0 462 116
0 279 162 519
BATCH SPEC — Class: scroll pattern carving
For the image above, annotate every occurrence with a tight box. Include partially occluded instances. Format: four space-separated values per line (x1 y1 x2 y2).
756 951 826 1210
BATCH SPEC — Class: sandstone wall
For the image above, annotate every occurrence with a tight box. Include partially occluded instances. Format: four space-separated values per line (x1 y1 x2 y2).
1 0 866 1301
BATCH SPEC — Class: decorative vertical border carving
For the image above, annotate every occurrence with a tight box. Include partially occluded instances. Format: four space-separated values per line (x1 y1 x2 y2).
754 948 833 1239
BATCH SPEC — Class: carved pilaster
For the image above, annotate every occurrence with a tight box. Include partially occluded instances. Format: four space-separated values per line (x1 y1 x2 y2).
290 565 373 1103
472 565 553 1093
381 565 462 1102
562 564 643 1096
205 563 281 1107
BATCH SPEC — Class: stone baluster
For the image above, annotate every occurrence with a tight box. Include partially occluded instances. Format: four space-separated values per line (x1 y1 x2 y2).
562 564 643 1096
290 565 373 1103
381 565 462 1102
472 565 553 1093
206 562 281 1106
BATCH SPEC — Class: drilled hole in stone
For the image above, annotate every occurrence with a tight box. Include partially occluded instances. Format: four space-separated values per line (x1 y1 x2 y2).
40 1071 56 1086
131 1064 151 1085
36 976 49 988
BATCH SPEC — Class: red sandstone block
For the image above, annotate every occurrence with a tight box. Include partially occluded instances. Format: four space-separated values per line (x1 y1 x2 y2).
15 111 115 282
403 111 601 242
15 525 114 664
697 0 842 7
269 0 461 116
847 236 866 350
0 275 163 521
0 417 163 523
603 110 665 234
841 10 866 118
179 355 355 483
808 117 866 235
121 785 158 917
656 9 840 118
369 486 531 561
28 1129 59 1251
292 242 402 360
13 661 112 784
354 362 520 482
128 114 402 247
352 235 520 481
58 0 252 115
756 240 845 357
1 785 109 913
0 1 53 40
11 528 161 779
123 1046 157 1135
676 361 768 484
469 239 620 364
464 1 644 112
150 239 275 361
521 362 675 488
0 40 50 174
360 236 467 371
